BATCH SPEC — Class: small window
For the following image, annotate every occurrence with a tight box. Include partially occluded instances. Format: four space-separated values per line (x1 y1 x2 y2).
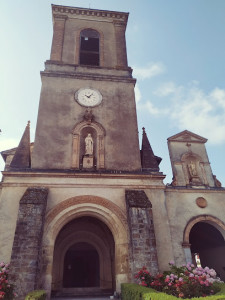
80 29 100 66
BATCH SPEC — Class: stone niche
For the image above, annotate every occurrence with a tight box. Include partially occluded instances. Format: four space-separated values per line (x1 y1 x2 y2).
72 114 105 170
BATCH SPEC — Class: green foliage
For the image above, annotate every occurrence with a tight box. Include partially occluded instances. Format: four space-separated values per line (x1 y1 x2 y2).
121 283 225 300
25 290 47 300
121 283 153 300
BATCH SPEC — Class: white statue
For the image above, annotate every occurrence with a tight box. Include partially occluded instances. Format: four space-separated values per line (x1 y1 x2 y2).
188 161 197 177
85 133 93 155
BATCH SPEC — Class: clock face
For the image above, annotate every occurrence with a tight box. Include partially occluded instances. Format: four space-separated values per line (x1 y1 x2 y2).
75 88 102 107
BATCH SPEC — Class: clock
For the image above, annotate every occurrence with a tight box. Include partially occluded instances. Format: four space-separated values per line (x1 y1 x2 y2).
75 88 102 107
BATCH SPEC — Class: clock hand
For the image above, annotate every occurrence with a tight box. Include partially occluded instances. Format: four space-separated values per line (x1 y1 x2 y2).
86 93 93 98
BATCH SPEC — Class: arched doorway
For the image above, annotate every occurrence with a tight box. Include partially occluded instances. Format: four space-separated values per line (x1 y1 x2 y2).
184 217 225 281
63 242 100 288
52 216 115 295
41 195 129 297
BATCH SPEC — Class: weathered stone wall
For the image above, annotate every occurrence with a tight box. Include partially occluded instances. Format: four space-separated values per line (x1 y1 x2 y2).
165 188 225 267
126 190 159 279
9 187 48 299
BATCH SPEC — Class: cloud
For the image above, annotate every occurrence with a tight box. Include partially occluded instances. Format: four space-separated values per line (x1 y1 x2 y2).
210 88 225 109
133 62 166 80
0 138 19 175
151 82 225 144
134 84 141 103
0 138 19 152
153 81 177 97
145 101 161 115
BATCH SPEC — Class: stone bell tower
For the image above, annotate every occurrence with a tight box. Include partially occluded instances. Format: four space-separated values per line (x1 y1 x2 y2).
31 5 141 171
1 5 164 299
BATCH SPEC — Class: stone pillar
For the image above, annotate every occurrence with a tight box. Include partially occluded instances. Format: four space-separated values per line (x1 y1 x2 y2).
10 187 48 299
126 190 159 279
50 15 67 61
114 21 128 68
182 242 193 264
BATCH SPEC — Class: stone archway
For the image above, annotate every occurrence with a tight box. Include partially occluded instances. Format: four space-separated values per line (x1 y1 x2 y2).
40 195 129 296
183 215 225 280
52 216 115 293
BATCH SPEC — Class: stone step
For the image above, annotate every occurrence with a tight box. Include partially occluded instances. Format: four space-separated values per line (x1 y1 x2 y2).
53 287 113 298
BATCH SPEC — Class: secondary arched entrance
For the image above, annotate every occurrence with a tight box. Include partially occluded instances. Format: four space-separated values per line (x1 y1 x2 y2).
52 216 115 295
184 215 225 281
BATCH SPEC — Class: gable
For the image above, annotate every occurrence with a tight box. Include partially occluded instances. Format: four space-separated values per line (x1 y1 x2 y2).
167 130 207 144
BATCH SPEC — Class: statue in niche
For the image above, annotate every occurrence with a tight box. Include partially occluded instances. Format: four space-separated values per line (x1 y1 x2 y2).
188 161 197 177
85 133 93 155
187 159 203 185
83 133 94 169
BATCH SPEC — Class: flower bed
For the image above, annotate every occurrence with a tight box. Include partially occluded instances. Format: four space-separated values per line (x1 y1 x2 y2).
0 262 16 299
134 262 224 299
121 283 225 300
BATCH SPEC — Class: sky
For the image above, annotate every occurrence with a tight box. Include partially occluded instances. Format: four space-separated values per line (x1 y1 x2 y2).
1 0 225 184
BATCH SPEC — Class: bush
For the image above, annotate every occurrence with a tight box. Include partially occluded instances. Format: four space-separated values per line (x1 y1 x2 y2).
121 283 225 300
0 262 16 299
121 283 153 300
25 290 47 300
135 262 223 298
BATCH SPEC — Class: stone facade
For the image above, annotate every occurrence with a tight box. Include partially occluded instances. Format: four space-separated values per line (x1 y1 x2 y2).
1 4 225 300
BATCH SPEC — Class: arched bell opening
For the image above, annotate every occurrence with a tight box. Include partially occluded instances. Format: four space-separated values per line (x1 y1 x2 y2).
189 221 225 280
51 216 115 295
80 29 100 66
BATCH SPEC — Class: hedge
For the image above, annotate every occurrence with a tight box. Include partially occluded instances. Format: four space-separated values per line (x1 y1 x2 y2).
25 290 47 300
121 283 225 300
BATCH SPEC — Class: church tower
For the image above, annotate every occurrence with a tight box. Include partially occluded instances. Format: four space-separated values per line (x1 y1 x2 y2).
32 5 141 172
3 4 225 300
0 5 165 299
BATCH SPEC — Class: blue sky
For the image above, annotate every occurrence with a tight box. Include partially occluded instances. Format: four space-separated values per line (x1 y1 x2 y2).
1 0 225 184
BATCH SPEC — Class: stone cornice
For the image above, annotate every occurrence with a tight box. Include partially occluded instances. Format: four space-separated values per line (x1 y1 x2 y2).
165 186 225 192
1 170 166 190
2 170 166 180
41 70 136 84
52 4 129 24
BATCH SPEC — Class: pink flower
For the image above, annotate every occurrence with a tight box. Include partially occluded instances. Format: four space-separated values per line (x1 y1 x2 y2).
179 277 183 282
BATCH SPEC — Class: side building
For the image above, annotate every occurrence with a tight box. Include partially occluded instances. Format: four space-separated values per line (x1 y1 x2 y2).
0 4 225 299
